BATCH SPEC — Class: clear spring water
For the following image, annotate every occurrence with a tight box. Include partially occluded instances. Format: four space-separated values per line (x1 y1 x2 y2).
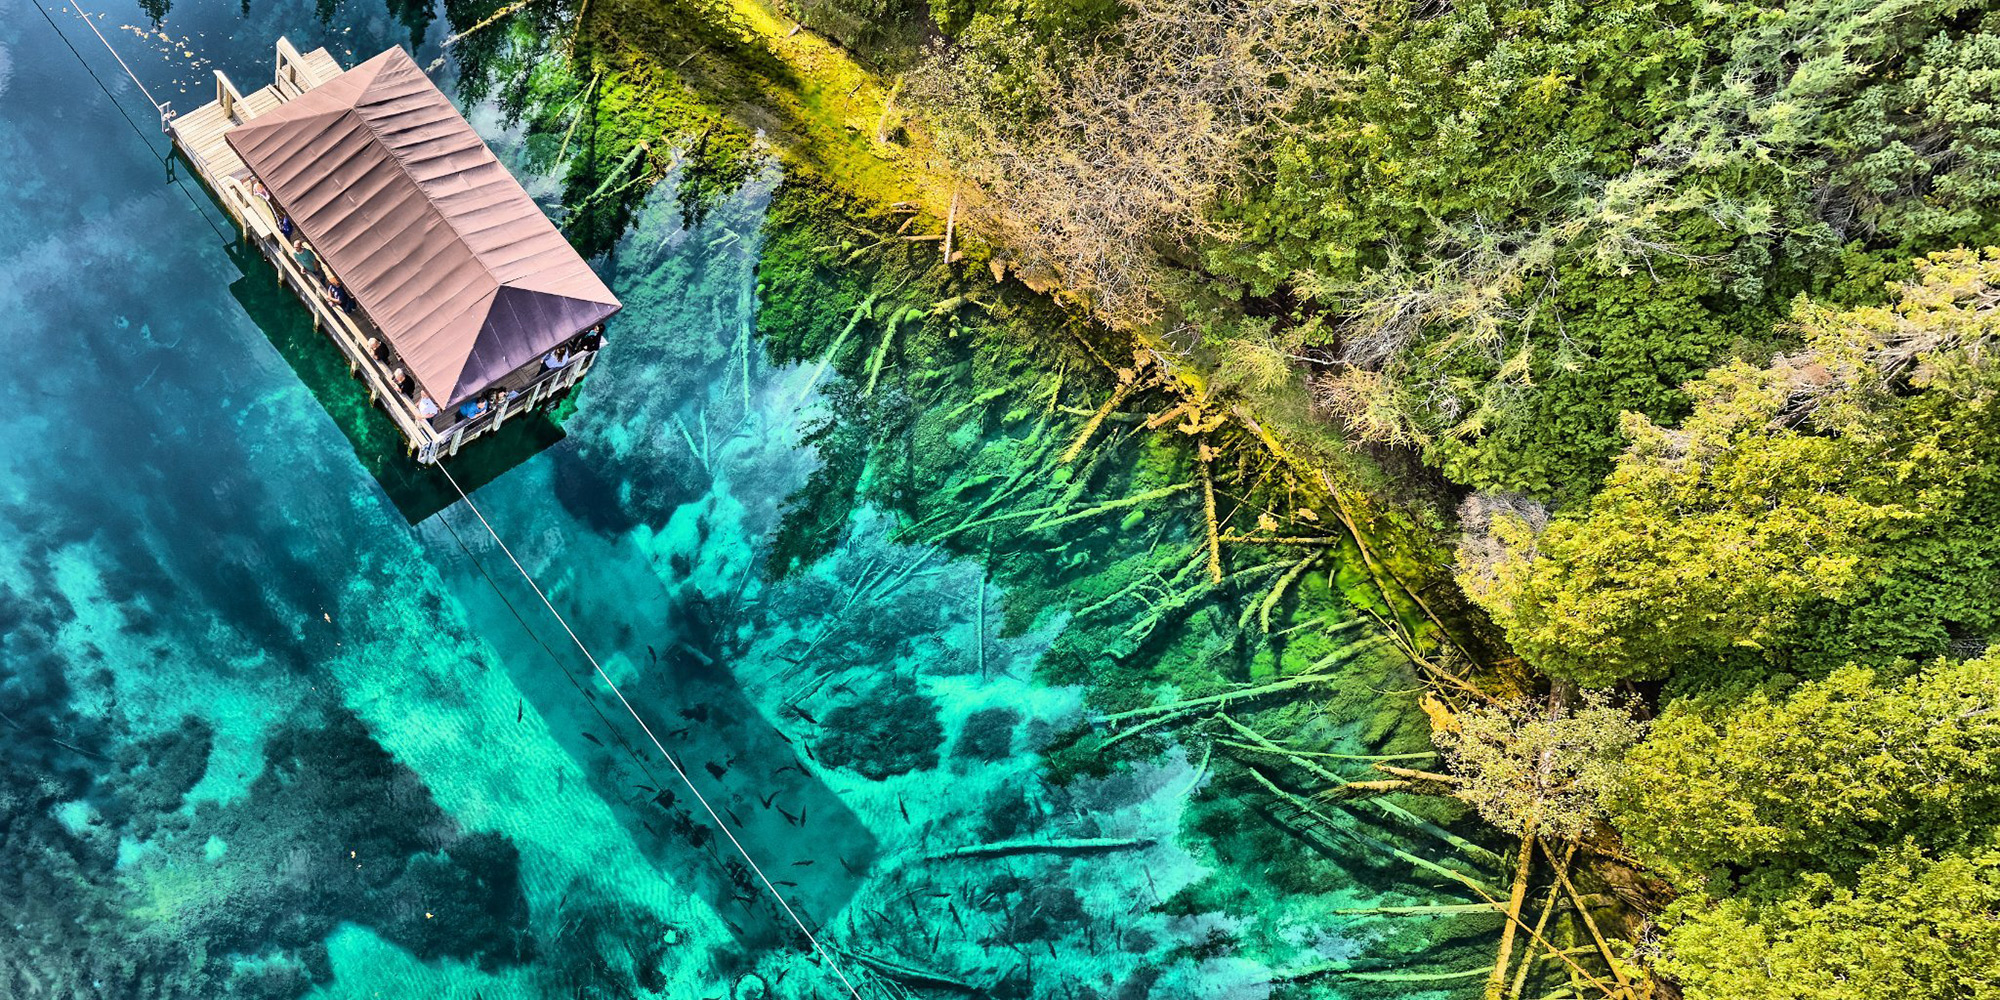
0 1 1481 997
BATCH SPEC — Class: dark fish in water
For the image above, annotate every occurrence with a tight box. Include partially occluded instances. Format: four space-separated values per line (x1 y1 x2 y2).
759 791 780 809
647 644 657 663
792 859 814 867
775 763 801 776
776 880 798 887
929 927 940 953
799 805 807 826
669 726 692 740
725 919 743 935
516 699 522 723
948 901 962 929
641 819 658 835
724 806 745 828
581 732 603 747
793 707 819 725
775 731 793 745
635 784 656 794
1045 940 1057 958
777 806 800 826
898 796 910 823
705 761 728 780
838 856 859 875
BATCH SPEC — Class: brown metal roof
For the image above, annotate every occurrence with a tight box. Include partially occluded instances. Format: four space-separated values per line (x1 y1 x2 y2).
225 46 620 407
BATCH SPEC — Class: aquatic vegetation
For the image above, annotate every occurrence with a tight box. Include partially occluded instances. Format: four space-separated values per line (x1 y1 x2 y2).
817 681 944 779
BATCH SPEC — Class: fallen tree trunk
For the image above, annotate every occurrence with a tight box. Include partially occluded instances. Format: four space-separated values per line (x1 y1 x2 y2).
1486 821 1539 1000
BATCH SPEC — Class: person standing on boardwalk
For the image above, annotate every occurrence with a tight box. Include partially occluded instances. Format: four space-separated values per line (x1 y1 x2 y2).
292 239 320 278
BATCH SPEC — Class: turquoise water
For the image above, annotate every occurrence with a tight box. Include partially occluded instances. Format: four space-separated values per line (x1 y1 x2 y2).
0 1 1491 997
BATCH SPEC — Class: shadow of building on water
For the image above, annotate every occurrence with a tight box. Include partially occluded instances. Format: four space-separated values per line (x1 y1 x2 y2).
224 240 570 523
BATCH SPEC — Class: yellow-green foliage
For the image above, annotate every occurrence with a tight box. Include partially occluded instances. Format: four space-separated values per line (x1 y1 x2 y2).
1614 657 2000 891
1619 656 2000 1000
1656 838 2000 1000
1473 249 2000 686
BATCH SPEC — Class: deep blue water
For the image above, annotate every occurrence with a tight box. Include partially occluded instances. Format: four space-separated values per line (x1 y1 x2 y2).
0 1 1472 996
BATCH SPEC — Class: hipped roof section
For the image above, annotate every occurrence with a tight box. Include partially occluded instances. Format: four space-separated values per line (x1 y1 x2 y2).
226 46 620 406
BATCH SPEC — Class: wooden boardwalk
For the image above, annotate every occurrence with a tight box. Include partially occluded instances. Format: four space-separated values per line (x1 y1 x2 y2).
169 40 340 185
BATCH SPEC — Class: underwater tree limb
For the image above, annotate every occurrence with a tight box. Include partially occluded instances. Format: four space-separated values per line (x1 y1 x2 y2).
1218 533 1345 545
1246 553 1319 632
1213 714 1504 868
431 0 537 66
1333 902 1505 916
1538 838 1632 989
1324 473 1482 667
925 836 1156 860
554 72 600 164
1511 858 1567 999
1097 671 1344 725
840 949 981 993
792 290 876 410
1025 482 1192 533
863 305 916 396
1240 764 1500 897
1374 763 1465 786
1061 374 1144 463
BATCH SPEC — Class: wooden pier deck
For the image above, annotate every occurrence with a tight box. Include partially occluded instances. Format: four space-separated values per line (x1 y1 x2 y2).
171 40 340 186
167 38 596 464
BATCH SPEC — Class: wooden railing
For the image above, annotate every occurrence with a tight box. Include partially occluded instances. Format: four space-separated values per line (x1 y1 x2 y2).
214 69 247 123
274 37 310 99
253 231 441 456
428 351 596 460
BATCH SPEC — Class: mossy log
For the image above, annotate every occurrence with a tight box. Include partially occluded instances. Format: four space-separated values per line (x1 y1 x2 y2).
1486 825 1539 1000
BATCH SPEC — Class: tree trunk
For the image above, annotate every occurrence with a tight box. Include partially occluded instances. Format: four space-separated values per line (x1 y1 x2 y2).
1486 820 1539 1000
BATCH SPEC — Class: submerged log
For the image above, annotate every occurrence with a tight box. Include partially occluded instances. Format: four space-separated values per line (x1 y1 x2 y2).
926 837 1156 861
843 950 981 993
1333 902 1505 916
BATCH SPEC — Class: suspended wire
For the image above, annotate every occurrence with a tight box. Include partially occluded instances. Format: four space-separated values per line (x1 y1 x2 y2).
434 502 672 795
30 0 236 245
42 2 866 981
69 0 169 115
432 461 870 1000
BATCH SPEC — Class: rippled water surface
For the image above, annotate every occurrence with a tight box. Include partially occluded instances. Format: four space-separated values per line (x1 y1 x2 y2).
0 1 1488 996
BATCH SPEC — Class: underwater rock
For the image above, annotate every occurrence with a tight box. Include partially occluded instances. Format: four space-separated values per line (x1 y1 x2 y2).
732 971 769 1000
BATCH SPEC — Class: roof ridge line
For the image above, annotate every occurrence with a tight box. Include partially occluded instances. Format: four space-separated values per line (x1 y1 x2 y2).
341 49 502 276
